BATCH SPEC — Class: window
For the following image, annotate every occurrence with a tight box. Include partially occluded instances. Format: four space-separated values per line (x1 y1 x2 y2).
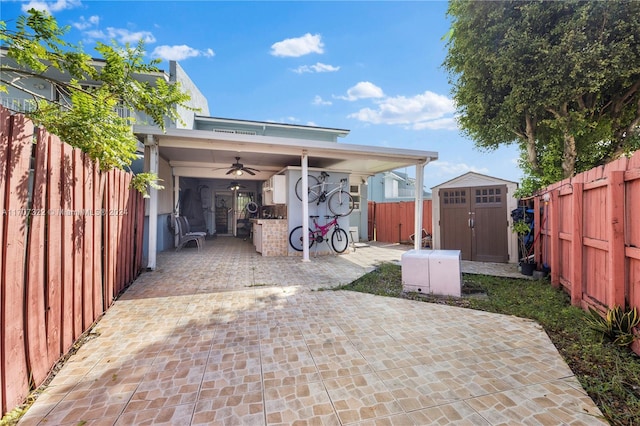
442 189 466 205
474 188 502 204
349 182 361 211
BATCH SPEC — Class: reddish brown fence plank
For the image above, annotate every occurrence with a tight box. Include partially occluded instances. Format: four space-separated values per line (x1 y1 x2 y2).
82 154 94 330
61 143 74 353
25 128 50 386
46 134 63 366
73 149 84 341
1 114 32 411
93 169 104 317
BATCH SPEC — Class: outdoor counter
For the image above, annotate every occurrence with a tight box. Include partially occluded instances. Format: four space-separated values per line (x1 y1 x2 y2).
251 219 288 256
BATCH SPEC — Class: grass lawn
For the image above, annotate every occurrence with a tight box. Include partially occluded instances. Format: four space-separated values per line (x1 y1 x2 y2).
334 263 640 426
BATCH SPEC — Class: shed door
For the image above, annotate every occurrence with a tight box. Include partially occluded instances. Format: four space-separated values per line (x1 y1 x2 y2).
440 185 508 262
440 188 472 260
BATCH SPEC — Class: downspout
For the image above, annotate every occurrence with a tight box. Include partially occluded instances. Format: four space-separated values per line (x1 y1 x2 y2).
414 160 427 250
301 151 310 262
146 134 159 270
173 174 180 248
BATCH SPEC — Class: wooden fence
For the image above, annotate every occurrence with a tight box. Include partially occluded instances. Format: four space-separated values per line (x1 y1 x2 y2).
368 200 433 244
532 149 640 354
0 107 145 415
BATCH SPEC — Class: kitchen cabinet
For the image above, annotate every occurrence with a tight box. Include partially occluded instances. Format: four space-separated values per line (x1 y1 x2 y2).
262 174 286 205
253 223 262 253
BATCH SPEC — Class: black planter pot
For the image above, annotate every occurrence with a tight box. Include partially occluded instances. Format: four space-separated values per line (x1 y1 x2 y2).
521 262 535 276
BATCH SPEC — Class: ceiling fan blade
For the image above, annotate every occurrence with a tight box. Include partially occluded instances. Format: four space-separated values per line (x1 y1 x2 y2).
225 169 234 175
244 169 256 176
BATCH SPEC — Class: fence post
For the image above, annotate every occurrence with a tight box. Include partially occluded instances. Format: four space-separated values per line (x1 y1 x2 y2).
608 171 625 308
570 183 584 307
549 189 560 288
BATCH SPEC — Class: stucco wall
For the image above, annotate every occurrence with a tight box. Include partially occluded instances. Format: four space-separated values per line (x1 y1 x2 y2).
170 61 210 129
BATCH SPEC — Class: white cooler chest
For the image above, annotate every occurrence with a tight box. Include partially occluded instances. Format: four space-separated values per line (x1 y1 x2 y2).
401 249 462 297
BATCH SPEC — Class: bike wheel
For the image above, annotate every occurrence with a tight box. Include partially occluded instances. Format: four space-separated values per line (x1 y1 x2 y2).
328 190 354 216
295 175 320 202
331 228 349 253
289 226 314 251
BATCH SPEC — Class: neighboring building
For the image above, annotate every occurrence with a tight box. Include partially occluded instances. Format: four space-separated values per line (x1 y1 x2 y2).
367 170 432 202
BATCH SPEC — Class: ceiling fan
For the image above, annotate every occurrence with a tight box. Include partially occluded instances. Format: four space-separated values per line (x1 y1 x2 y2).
227 181 246 191
226 157 260 176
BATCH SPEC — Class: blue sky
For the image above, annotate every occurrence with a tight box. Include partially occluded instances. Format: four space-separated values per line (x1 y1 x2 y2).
1 0 523 189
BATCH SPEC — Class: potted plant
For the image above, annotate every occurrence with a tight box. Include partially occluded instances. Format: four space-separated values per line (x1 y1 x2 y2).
512 219 535 275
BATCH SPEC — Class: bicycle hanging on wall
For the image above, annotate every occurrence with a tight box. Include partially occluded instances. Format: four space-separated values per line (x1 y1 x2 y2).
288 215 349 254
294 171 354 217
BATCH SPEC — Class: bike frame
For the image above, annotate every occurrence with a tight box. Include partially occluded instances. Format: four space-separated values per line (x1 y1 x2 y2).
313 173 348 203
309 215 339 240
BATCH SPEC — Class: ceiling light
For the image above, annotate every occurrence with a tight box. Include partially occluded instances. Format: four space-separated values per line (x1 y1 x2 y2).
235 169 243 176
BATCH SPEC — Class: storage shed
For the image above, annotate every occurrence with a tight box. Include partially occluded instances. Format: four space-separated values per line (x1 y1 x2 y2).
431 172 519 263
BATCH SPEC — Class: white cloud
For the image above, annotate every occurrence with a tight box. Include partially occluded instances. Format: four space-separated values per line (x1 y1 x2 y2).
21 0 81 13
337 81 384 101
293 62 340 74
106 27 156 44
431 161 489 176
83 27 156 44
270 33 324 57
348 90 456 130
72 15 99 30
152 45 215 61
312 96 332 106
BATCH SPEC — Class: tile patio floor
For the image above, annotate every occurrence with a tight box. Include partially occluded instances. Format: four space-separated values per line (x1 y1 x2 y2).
18 238 606 425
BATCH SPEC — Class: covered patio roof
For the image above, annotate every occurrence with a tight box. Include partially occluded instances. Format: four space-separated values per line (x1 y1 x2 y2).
134 124 438 268
134 125 438 179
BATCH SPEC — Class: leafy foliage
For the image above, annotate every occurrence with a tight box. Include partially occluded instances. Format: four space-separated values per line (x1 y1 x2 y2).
586 306 640 347
444 0 640 194
0 9 194 191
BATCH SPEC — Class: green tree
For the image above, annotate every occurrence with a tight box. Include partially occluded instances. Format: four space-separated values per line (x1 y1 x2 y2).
0 9 193 194
443 0 640 193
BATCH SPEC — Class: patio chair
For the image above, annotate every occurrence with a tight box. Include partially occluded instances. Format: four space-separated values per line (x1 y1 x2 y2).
175 216 205 251
409 229 432 248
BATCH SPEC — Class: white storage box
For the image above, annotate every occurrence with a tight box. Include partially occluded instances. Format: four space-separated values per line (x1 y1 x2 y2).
429 250 462 297
401 249 462 297
401 249 431 293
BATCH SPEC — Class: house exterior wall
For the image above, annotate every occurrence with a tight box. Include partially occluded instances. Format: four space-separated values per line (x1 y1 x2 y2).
194 119 344 143
367 171 432 202
432 172 518 263
142 153 175 260
170 61 209 129
286 168 351 255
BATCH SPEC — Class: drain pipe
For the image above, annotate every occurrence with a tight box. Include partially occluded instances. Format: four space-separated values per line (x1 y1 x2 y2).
146 134 159 270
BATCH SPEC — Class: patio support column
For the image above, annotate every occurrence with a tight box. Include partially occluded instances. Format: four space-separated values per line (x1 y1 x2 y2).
173 174 180 248
301 151 310 262
414 160 427 250
146 134 159 270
